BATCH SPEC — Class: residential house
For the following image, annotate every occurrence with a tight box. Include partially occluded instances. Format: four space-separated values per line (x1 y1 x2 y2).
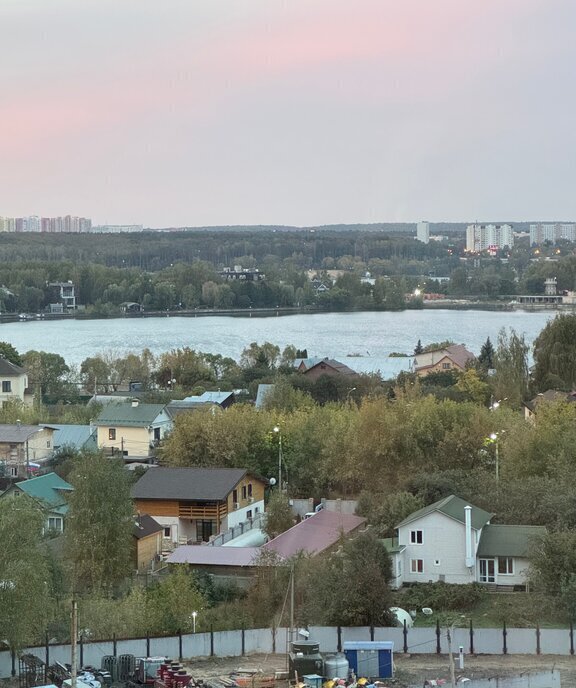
46 281 76 311
0 472 72 533
263 509 366 559
522 390 576 422
93 400 171 459
0 424 56 478
51 424 98 454
131 467 267 544
388 494 545 589
121 302 144 313
133 514 163 572
299 358 357 381
0 358 34 407
413 344 475 377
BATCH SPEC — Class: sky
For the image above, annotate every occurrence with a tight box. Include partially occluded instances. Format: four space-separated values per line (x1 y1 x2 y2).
1 0 575 228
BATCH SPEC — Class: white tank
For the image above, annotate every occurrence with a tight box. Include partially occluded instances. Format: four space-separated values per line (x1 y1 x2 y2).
323 654 349 680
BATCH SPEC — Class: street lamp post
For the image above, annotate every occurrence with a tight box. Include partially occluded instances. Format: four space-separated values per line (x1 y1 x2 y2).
191 610 197 634
488 432 500 482
273 426 282 490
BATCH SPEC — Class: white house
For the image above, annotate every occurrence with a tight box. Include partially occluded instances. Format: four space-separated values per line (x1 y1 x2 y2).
388 495 545 589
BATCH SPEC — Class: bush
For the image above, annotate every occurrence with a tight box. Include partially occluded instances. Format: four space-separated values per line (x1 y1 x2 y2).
397 582 486 612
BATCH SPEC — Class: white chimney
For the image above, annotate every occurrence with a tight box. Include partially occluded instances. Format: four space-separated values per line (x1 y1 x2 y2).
464 505 474 568
131 398 139 408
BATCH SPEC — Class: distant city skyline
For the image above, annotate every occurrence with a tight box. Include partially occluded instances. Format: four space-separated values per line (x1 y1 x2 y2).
1 1 575 228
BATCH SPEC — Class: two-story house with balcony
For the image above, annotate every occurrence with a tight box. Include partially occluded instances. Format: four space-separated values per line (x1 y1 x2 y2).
0 423 56 478
93 400 171 460
131 467 267 544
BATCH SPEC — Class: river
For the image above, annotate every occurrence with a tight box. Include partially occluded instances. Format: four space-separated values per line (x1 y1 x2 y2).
0 310 555 375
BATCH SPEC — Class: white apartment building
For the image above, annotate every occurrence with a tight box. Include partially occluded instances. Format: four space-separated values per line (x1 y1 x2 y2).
416 221 430 244
466 223 514 252
530 222 576 245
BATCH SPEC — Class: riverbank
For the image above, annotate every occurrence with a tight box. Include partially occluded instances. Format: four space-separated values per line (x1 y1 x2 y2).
3 300 572 324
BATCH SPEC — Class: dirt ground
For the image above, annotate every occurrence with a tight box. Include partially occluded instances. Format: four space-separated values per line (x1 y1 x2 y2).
184 652 575 687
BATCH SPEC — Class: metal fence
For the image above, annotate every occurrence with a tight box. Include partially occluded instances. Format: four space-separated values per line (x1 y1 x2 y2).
2 623 575 680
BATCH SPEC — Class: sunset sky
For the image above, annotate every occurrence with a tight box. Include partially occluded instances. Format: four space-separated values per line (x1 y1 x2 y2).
1 0 575 227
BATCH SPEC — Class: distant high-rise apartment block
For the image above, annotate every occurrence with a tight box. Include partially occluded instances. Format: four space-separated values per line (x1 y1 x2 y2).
529 222 576 245
416 221 430 244
466 223 513 252
0 215 92 233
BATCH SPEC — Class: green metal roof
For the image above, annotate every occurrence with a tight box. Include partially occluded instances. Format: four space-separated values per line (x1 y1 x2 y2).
396 494 493 530
477 524 547 557
94 403 167 427
16 472 72 510
381 537 405 554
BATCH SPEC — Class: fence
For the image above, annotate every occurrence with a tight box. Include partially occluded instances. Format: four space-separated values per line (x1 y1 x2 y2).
207 512 266 547
2 623 575 680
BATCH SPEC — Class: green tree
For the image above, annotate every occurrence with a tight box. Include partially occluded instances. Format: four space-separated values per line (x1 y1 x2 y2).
0 497 52 651
64 454 134 592
303 530 394 626
414 339 424 355
491 328 529 408
263 491 294 540
23 350 70 397
0 341 23 367
477 337 495 371
533 314 576 392
357 491 424 537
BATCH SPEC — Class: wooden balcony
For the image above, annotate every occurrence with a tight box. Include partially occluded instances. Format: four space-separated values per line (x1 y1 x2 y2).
178 501 227 520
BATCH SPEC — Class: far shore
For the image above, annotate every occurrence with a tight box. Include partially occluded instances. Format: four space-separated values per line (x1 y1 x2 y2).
0 299 573 325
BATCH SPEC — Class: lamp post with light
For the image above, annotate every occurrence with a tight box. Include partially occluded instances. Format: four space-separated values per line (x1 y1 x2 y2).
191 610 197 634
273 426 283 491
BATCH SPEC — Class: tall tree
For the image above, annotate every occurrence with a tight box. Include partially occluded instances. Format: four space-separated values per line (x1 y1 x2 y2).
23 350 70 397
533 314 576 392
491 328 529 408
65 454 134 592
477 337 495 371
263 491 294 540
0 497 52 652
414 339 424 355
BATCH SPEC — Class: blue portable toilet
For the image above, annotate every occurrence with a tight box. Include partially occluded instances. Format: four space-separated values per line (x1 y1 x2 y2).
343 641 393 680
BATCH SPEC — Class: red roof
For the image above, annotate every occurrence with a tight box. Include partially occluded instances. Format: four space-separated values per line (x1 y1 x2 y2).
263 509 366 559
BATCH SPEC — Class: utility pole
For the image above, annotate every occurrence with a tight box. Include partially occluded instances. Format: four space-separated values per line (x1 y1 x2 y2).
446 624 456 688
70 600 78 688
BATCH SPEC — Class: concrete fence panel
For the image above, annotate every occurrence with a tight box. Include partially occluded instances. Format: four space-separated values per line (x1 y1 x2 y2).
504 628 539 655
405 628 438 654
308 627 339 652
539 628 571 656
340 627 372 644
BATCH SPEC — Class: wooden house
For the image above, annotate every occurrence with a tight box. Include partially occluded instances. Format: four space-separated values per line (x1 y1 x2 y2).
131 467 267 545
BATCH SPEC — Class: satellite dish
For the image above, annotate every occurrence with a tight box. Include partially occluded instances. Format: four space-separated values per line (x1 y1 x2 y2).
268 477 277 486
422 607 434 616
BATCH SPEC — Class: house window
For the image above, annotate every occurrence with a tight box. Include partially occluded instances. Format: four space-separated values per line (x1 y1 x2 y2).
247 510 253 520
47 517 63 532
498 557 514 575
196 520 216 542
9 467 18 477
46 440 51 448
108 428 116 440
163 526 171 538
254 506 260 514
2 381 11 393
434 559 441 566
242 485 247 500
410 559 424 574
442 362 451 369
248 483 253 498
410 530 423 544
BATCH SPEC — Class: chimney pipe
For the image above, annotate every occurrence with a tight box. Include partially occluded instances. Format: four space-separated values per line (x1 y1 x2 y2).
465 505 474 568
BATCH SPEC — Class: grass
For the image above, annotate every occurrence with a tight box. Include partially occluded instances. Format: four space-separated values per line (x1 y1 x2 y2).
408 592 567 629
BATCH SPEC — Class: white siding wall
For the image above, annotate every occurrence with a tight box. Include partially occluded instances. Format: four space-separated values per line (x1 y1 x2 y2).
226 499 264 528
476 555 530 586
399 512 478 584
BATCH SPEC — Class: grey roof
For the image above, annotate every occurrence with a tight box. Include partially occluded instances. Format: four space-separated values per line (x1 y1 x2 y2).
524 390 576 412
477 524 547 558
302 358 357 376
183 391 234 405
131 466 248 501
255 384 275 409
93 403 167 427
396 494 493 531
51 424 97 451
165 400 215 420
0 358 26 377
167 545 261 566
133 514 163 540
0 424 53 443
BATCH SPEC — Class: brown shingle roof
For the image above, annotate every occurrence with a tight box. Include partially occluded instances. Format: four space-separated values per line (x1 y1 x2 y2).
302 358 357 377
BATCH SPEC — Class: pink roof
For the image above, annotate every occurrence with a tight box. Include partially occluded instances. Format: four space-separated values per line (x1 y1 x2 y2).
263 509 366 559
166 546 261 567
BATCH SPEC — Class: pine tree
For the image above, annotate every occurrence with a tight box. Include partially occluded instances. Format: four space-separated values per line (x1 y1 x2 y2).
414 339 424 355
478 337 495 370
